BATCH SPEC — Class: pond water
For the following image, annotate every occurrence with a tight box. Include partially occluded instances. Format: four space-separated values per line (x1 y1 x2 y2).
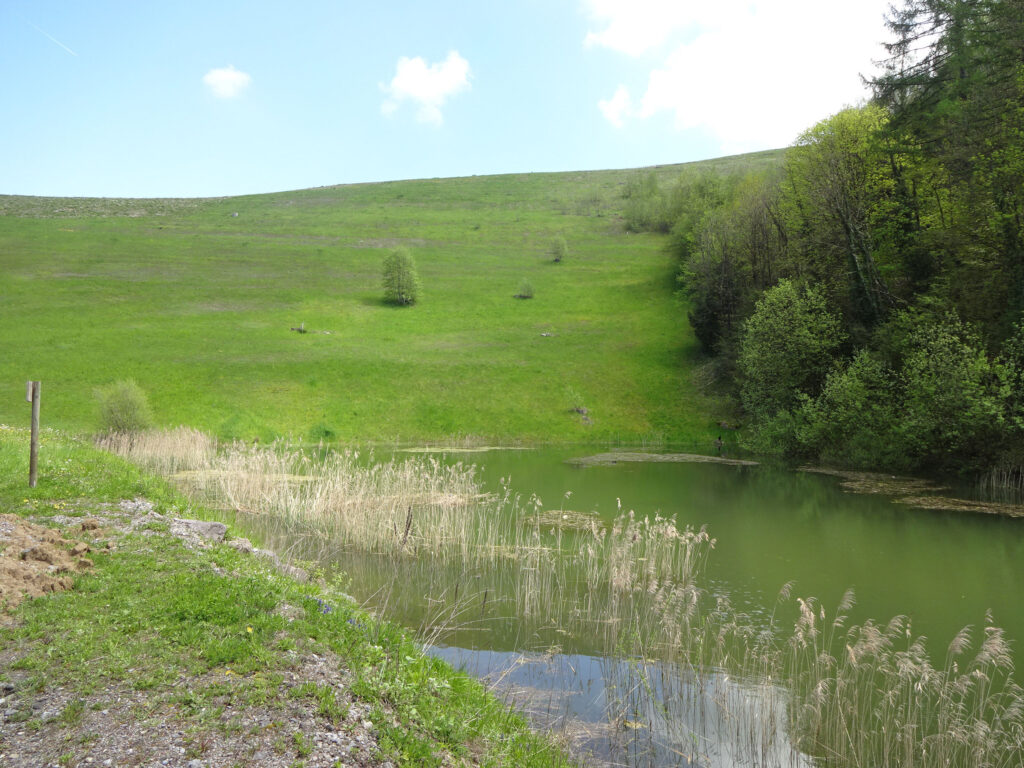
239 447 1024 766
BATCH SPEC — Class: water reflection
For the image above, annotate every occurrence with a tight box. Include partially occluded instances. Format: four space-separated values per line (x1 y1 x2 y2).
429 645 812 768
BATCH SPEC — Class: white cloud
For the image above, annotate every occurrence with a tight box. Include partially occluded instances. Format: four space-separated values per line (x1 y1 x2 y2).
381 51 471 126
585 0 893 150
203 65 251 99
584 0 700 56
598 85 633 128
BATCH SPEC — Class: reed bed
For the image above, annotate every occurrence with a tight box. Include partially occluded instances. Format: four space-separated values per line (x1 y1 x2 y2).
99 428 1024 767
95 426 216 475
981 462 1024 504
200 442 515 561
782 599 1024 767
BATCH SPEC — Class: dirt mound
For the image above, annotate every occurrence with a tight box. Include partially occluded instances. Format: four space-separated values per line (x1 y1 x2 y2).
0 514 95 616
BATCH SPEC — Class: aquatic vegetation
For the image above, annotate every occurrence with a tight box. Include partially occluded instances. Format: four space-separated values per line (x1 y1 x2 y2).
569 451 759 467
100 428 1024 767
95 426 216 475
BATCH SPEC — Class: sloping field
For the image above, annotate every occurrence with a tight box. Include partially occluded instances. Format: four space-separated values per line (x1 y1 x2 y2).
0 151 781 444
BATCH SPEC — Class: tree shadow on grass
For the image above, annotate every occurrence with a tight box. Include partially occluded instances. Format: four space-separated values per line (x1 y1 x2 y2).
358 295 414 309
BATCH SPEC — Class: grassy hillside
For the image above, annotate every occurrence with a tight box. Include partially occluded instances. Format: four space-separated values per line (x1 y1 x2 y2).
0 150 782 444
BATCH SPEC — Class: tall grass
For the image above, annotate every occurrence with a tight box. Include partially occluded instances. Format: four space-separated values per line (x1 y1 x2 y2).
981 461 1024 503
95 426 216 474
100 428 1024 767
209 443 511 560
782 599 1024 767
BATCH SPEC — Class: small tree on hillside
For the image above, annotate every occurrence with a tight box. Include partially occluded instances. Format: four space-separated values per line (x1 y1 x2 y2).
550 236 568 263
95 379 154 434
382 247 421 306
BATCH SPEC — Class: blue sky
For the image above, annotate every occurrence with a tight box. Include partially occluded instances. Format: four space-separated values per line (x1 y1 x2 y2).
1 0 893 198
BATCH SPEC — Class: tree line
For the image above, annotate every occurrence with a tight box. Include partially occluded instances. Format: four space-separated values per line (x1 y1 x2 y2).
656 0 1024 479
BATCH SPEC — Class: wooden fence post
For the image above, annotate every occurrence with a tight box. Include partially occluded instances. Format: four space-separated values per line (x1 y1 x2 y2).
27 381 40 488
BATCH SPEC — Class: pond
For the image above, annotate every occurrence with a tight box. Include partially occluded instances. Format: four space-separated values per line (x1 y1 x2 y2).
235 446 1024 766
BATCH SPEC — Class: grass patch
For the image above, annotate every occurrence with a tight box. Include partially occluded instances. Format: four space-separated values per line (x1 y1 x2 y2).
0 153 785 445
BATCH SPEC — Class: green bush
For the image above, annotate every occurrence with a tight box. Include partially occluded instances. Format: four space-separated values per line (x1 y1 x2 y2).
549 236 568 263
897 312 1006 472
998 320 1024 438
95 379 154 434
796 350 902 468
382 247 421 306
514 279 534 299
738 279 845 421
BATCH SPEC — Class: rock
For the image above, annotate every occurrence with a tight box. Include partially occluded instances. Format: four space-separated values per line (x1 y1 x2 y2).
128 512 166 531
254 549 308 583
119 498 155 515
227 537 254 554
279 564 309 583
170 519 226 543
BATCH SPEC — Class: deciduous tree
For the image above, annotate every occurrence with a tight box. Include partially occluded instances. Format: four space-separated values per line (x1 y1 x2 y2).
382 247 421 306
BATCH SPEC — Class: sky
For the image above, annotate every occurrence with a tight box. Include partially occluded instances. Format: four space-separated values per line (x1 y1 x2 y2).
1 0 895 198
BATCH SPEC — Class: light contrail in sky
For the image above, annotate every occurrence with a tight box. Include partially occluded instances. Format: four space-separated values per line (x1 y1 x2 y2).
22 16 78 56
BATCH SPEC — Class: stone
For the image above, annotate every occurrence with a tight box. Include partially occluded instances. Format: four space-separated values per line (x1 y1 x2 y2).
170 519 227 543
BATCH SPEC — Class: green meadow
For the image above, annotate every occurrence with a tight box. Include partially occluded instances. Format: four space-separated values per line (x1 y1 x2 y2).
1 151 780 444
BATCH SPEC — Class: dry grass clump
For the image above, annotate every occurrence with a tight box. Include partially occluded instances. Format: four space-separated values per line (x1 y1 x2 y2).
96 426 216 475
513 509 715 660
203 442 507 560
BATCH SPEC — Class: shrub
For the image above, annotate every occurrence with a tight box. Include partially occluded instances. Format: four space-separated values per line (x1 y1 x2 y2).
999 319 1024 437
897 312 1006 473
382 247 421 306
514 279 534 299
796 350 902 468
549 236 568 263
738 279 845 421
95 379 154 434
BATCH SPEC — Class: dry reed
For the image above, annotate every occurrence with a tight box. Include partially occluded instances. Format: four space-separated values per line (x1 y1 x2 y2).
95 426 216 475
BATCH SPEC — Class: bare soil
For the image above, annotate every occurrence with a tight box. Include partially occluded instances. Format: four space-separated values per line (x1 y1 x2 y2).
0 514 96 618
